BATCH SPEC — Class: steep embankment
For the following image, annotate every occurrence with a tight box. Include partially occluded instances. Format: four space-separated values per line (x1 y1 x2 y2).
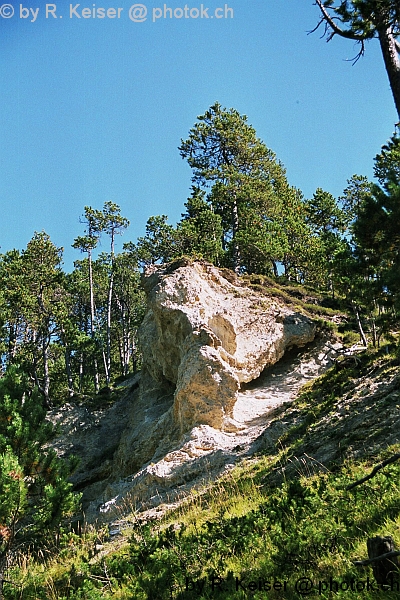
257 347 400 472
49 260 343 523
35 263 400 599
86 334 340 522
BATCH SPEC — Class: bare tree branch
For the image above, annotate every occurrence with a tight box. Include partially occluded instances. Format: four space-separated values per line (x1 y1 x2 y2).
353 550 400 567
346 453 400 490
345 40 366 65
308 17 326 36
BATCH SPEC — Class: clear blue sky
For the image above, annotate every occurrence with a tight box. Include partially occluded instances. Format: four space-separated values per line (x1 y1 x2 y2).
0 1 397 270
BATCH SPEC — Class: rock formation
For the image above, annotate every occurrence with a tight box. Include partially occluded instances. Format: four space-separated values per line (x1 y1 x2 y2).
139 260 316 433
49 260 323 522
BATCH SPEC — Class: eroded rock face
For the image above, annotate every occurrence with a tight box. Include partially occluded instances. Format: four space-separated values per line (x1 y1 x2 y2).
139 260 316 433
50 260 321 522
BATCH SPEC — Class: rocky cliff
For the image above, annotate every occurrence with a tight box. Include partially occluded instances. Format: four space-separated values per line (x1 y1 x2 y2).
49 260 328 522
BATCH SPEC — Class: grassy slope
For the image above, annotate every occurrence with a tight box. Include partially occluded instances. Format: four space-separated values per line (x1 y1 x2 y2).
6 281 400 599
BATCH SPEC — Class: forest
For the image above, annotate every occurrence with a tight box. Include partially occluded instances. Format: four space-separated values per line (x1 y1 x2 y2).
1 103 399 404
1 105 400 594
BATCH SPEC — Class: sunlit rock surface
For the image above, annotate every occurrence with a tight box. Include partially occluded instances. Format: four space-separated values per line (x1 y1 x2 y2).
139 260 316 433
49 260 329 523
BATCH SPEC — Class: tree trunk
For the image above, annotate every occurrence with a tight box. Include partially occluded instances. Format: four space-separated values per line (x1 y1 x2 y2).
8 323 17 363
122 313 129 376
315 1 400 120
117 335 124 375
114 292 130 376
371 315 378 348
42 334 51 408
78 353 84 393
31 331 51 409
352 303 368 347
231 195 240 274
65 347 74 397
377 26 400 120
88 249 99 393
60 325 74 396
105 232 115 386
105 276 113 385
122 328 131 377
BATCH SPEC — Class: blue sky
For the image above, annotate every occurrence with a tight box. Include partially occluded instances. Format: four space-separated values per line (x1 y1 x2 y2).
0 0 397 270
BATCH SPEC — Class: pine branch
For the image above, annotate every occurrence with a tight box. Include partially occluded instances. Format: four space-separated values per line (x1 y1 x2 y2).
314 0 367 42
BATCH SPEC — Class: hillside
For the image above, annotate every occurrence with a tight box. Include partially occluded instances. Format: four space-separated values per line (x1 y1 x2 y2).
47 260 338 523
5 263 400 599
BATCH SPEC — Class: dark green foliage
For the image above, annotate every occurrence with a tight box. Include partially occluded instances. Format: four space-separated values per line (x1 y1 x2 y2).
0 366 80 594
132 215 178 267
0 203 145 401
0 232 65 407
320 0 400 38
176 188 224 264
354 182 400 306
179 102 304 274
305 188 348 292
342 137 400 342
339 174 374 224
375 134 400 184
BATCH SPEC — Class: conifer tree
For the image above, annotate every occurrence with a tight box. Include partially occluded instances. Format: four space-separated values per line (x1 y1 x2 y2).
72 207 103 392
0 366 79 596
132 215 177 267
99 202 130 385
112 251 146 376
333 139 400 345
0 233 66 407
179 103 290 274
305 189 347 294
176 188 224 264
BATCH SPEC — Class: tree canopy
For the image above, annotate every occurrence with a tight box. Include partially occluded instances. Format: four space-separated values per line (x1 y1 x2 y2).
179 102 306 275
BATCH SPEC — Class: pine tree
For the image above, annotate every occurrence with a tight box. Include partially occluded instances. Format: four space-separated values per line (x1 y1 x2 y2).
98 202 130 385
112 251 146 376
305 188 348 294
0 366 79 596
21 232 65 408
0 234 66 407
179 103 290 274
333 140 400 346
132 215 177 267
175 188 224 264
72 207 103 392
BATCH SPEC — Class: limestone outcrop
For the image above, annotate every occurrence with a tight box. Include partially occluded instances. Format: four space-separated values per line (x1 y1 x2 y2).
49 260 323 522
139 260 316 433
